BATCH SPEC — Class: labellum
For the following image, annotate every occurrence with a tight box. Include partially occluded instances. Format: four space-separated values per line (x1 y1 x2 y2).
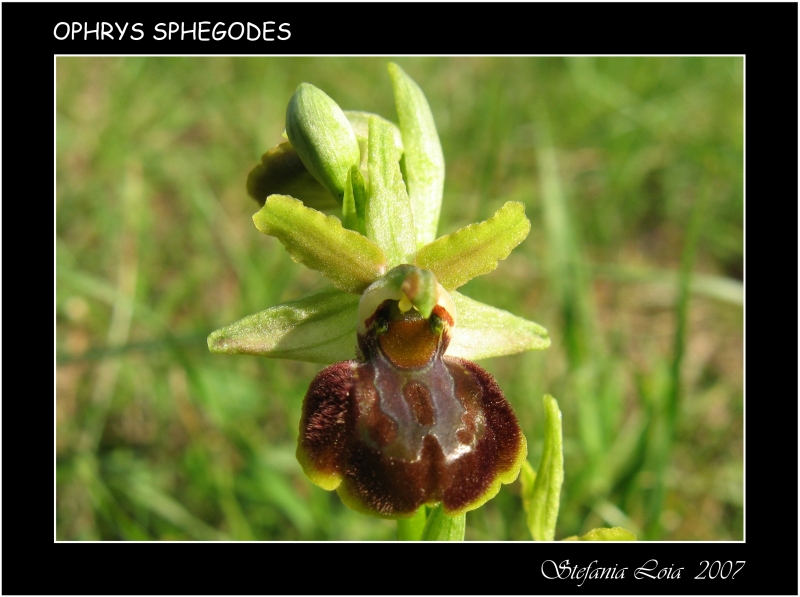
297 266 527 518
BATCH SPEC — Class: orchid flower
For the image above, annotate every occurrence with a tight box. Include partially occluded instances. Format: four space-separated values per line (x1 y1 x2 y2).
208 63 550 523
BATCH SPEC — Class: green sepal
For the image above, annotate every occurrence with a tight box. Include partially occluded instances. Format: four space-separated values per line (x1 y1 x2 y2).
416 201 530 290
207 286 360 364
246 142 338 210
562 527 637 541
285 83 361 203
521 395 564 541
366 116 417 266
420 505 465 541
388 63 445 247
253 195 386 293
446 292 550 360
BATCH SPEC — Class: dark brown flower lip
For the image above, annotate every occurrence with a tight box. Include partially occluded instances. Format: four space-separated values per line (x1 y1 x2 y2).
297 306 527 518
298 267 525 518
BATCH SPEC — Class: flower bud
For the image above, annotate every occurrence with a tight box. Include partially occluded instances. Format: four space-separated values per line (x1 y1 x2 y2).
285 83 361 203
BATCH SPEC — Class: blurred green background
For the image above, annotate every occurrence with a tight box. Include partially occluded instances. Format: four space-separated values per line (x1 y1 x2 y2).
56 57 743 541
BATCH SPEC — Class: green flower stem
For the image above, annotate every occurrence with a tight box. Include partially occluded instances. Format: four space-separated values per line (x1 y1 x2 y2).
420 505 466 541
396 507 427 541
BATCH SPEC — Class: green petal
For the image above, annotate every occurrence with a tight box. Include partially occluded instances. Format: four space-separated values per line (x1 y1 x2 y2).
253 195 386 293
366 116 417 266
521 395 564 541
446 292 550 360
388 63 445 247
207 286 359 364
285 83 361 203
415 201 531 290
562 527 636 541
246 142 338 210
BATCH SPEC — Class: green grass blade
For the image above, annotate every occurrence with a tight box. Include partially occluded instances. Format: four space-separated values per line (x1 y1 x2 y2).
644 185 707 538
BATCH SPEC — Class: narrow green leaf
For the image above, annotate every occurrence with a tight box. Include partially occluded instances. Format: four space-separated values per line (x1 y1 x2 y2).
415 201 531 290
562 527 636 541
207 286 359 364
420 505 465 541
522 395 564 541
366 116 417 266
447 292 550 360
388 62 445 246
397 506 427 541
286 83 361 202
246 142 338 210
254 195 386 293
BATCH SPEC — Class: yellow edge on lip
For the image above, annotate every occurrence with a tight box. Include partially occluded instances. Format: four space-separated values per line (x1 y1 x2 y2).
313 432 528 520
441 432 528 517
296 442 343 492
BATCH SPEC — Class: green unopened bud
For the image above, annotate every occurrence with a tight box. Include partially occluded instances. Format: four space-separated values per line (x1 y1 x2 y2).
286 83 361 203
